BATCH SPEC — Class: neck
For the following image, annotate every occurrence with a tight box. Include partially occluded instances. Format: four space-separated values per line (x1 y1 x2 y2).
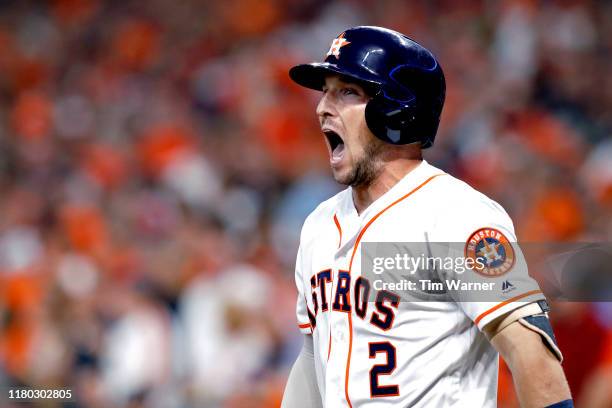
352 152 423 215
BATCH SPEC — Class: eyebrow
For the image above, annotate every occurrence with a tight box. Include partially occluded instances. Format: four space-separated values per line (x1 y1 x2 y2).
323 78 361 89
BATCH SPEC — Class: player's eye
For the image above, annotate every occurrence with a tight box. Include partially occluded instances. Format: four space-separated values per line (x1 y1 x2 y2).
342 87 359 96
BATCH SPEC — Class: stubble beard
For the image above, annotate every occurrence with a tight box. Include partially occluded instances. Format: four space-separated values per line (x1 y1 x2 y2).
335 140 385 188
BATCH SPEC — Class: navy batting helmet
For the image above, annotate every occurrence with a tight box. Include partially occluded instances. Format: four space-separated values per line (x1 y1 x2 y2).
289 26 445 148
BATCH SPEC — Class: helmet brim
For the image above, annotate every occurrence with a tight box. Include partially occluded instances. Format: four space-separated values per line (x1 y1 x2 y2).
289 62 380 93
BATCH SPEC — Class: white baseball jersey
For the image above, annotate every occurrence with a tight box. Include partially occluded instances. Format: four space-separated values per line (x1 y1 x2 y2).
294 160 545 407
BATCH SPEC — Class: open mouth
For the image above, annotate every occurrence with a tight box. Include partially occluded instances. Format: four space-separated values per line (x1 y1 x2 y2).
324 130 345 165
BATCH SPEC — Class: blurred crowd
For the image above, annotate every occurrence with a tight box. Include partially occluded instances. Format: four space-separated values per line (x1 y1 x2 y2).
0 0 610 407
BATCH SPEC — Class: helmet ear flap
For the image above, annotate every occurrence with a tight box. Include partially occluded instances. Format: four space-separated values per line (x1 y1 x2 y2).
364 62 444 147
365 83 420 145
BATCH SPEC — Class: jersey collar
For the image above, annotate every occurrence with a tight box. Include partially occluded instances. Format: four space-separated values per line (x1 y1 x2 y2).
347 160 440 221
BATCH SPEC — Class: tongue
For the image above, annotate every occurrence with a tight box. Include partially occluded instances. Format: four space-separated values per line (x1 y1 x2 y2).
331 143 345 163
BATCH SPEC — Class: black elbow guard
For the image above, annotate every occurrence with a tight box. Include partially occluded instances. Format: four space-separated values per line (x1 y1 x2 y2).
518 305 563 362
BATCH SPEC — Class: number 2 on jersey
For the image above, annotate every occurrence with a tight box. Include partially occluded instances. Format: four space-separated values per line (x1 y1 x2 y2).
368 341 399 397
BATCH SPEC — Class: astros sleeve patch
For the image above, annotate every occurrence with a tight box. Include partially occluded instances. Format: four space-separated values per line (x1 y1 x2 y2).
454 225 547 331
464 227 515 277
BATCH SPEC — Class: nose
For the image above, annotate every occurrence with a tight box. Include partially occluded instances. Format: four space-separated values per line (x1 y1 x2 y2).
316 91 335 121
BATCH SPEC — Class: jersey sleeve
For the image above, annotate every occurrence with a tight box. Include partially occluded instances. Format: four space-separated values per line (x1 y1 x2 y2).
434 191 546 331
295 245 313 334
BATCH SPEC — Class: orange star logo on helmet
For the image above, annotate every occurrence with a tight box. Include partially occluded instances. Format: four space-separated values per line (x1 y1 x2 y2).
326 33 350 58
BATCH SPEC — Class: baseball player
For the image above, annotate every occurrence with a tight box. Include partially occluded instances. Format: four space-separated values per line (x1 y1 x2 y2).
281 26 572 407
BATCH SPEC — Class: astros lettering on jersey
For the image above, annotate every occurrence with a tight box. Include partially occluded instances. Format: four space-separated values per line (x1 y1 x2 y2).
294 161 545 407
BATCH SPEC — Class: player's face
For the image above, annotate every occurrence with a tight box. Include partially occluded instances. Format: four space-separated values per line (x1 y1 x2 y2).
317 76 385 187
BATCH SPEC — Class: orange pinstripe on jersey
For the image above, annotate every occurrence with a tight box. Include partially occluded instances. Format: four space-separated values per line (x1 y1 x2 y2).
342 172 446 407
334 213 343 249
347 174 446 270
